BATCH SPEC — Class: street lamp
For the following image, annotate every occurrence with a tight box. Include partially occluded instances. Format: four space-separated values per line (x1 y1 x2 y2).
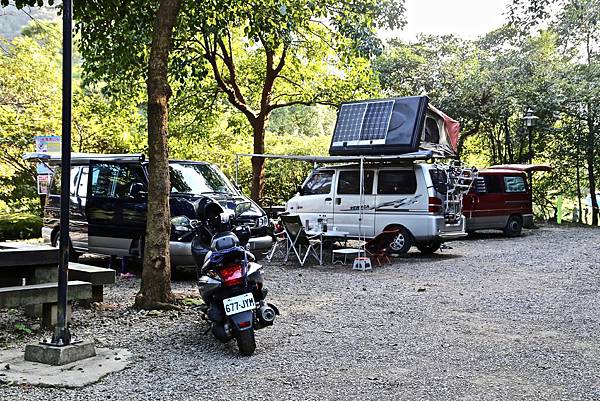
522 108 539 194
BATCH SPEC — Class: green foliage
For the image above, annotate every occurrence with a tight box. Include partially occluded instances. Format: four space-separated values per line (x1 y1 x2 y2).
0 212 42 241
0 21 145 213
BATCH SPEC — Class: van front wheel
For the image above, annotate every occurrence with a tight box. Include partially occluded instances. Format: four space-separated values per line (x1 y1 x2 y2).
388 227 412 256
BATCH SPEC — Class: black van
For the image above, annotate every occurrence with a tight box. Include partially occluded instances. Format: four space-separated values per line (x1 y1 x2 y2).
31 153 272 266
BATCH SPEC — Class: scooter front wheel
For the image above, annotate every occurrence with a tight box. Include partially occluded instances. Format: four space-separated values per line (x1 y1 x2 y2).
235 328 256 356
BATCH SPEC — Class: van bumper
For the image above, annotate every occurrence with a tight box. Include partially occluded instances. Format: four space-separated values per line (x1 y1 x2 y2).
522 214 534 228
170 235 273 267
416 215 467 242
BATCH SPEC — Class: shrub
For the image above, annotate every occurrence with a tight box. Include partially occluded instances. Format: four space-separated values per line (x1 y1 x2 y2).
0 213 43 241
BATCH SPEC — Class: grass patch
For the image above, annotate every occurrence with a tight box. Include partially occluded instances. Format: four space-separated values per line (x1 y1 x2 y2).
0 213 42 241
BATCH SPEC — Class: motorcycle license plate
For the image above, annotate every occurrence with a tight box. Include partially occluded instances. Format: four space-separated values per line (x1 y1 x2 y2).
223 293 255 316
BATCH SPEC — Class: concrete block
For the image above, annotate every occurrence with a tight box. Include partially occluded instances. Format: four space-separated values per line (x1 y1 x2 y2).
24 340 96 366
1 346 132 388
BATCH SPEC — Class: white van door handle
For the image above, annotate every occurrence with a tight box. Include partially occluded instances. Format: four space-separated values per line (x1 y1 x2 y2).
335 198 342 205
325 197 332 202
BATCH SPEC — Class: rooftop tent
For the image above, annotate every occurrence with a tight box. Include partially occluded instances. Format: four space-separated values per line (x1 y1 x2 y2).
329 96 460 157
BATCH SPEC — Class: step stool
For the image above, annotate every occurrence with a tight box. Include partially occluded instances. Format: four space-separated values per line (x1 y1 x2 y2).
352 256 372 271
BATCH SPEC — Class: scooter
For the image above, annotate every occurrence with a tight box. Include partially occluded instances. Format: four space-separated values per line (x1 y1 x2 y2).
191 199 279 356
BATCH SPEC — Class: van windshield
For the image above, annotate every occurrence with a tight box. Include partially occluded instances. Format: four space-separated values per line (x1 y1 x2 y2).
169 163 237 196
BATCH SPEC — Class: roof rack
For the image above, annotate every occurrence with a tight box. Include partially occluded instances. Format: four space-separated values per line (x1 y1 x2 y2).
235 150 435 164
23 152 145 165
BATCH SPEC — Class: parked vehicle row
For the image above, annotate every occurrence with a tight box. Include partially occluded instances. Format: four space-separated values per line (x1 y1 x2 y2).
26 153 273 266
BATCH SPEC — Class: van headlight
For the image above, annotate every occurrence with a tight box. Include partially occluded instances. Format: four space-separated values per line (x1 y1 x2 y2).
255 215 269 228
171 216 192 232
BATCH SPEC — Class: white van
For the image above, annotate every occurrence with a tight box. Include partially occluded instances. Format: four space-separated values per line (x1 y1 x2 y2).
286 162 470 254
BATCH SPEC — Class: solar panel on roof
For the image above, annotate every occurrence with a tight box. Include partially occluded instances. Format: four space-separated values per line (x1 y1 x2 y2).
330 96 430 156
332 100 394 147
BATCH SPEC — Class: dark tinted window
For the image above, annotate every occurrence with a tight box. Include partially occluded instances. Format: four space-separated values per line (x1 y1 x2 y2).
337 170 374 195
430 169 448 194
483 175 502 193
90 163 146 199
47 167 77 196
378 170 417 194
302 170 333 195
504 175 527 193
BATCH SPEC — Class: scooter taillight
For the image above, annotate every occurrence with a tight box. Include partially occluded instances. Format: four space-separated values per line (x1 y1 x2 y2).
218 263 243 287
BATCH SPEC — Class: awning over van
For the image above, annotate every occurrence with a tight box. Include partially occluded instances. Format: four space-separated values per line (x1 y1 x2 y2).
488 164 552 173
236 150 434 164
329 96 460 158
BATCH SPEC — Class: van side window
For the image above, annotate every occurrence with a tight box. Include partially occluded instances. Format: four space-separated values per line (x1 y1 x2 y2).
302 170 334 195
77 167 89 197
337 171 374 195
504 176 526 193
90 163 145 199
483 176 502 193
378 170 417 194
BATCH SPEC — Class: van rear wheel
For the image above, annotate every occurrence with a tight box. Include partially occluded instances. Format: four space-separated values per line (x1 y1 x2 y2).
503 215 523 237
388 227 412 256
416 241 441 254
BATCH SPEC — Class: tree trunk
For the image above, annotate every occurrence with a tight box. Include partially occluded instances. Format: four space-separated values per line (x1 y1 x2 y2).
503 116 513 163
135 0 181 309
586 117 598 226
250 116 268 203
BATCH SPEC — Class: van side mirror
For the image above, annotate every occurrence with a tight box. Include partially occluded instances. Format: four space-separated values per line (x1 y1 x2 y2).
297 185 304 196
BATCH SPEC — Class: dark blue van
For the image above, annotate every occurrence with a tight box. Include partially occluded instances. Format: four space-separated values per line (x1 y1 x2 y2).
32 153 272 266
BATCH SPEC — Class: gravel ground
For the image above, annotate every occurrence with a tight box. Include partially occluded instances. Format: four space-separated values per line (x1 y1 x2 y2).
1 225 599 400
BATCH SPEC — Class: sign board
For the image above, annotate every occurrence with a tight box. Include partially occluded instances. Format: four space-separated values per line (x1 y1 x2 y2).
34 135 61 153
37 174 50 195
34 135 60 175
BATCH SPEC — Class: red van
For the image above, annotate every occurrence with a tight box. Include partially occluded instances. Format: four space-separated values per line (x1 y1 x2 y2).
463 164 552 236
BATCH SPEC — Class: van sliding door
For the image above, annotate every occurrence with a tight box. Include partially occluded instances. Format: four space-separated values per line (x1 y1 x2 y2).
333 170 375 237
86 161 147 256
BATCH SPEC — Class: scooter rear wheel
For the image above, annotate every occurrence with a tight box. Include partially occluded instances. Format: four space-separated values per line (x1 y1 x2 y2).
235 328 256 356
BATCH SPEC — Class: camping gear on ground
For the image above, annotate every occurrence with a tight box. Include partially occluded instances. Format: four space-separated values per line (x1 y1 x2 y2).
186 200 279 356
363 229 400 266
280 214 322 266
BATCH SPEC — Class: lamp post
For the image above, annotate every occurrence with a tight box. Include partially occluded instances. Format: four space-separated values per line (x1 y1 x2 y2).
522 108 539 193
52 0 73 346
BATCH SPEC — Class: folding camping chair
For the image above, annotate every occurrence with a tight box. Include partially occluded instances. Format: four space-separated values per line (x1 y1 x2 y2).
280 215 322 266
363 229 400 266
266 219 288 262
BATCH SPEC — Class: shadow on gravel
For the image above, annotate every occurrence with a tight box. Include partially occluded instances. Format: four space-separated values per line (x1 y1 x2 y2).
396 252 463 261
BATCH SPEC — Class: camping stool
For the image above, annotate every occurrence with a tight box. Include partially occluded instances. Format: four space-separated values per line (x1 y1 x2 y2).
332 248 361 265
352 256 373 272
